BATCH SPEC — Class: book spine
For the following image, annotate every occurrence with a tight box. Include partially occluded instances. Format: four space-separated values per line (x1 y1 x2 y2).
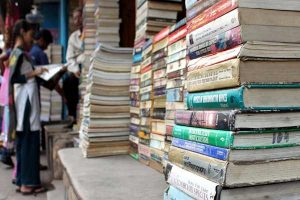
130 78 140 85
129 135 139 144
187 58 240 92
165 110 176 120
140 85 152 94
167 69 187 79
167 50 187 64
153 68 166 80
187 9 240 47
175 110 236 130
150 147 164 163
186 0 221 21
167 59 187 74
130 85 140 92
152 58 167 71
168 39 187 56
187 86 245 110
142 45 153 58
152 49 167 62
133 53 142 63
131 65 141 74
172 125 233 148
141 56 152 69
187 45 241 72
168 25 187 45
170 18 187 33
154 78 167 88
166 124 174 136
167 163 218 200
140 93 151 101
169 146 227 184
138 143 151 157
154 26 170 43
185 0 200 10
130 101 140 107
166 78 185 89
154 89 166 97
166 102 185 110
172 137 229 160
188 26 242 60
140 71 152 83
167 88 184 102
140 79 152 88
153 37 169 53
187 0 237 32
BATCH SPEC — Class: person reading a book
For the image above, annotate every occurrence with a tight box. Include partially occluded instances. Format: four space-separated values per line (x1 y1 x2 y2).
9 19 47 195
64 7 85 121
30 29 66 103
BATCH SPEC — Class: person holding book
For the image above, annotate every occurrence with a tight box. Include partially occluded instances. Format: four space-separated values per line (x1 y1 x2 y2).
64 7 85 122
9 19 47 195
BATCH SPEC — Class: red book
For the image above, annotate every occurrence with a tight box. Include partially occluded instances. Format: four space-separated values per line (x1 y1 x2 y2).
187 0 238 33
141 65 152 74
153 26 170 43
168 25 187 45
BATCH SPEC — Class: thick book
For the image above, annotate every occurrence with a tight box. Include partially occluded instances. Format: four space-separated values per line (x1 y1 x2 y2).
187 44 300 73
186 84 300 111
187 8 300 50
166 87 184 102
187 58 300 92
166 162 300 199
172 137 300 163
172 125 300 149
164 185 194 200
169 146 300 187
175 110 300 131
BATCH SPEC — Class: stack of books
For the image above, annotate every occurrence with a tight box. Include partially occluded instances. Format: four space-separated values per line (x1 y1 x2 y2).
79 44 132 158
129 48 142 160
50 89 62 121
164 18 187 166
164 0 300 199
137 39 153 166
95 0 121 47
135 0 183 48
40 86 51 122
149 27 170 173
83 0 97 57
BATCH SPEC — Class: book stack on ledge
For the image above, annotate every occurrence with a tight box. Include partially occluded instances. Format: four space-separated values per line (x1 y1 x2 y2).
94 0 121 47
83 0 97 56
129 48 142 160
79 44 132 158
164 0 300 199
164 18 187 166
137 40 153 166
50 89 62 121
40 87 51 122
149 27 170 173
134 0 183 48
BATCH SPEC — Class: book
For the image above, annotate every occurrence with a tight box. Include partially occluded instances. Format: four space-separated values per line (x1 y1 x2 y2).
37 64 63 81
186 84 300 111
172 124 300 149
175 110 300 131
187 58 300 92
173 137 300 163
187 8 300 53
166 163 300 199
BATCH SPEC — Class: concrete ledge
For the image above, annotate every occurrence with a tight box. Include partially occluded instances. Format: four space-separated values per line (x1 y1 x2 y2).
59 148 166 200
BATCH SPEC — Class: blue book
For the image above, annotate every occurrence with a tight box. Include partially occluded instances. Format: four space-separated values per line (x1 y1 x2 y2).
133 52 142 63
172 137 229 161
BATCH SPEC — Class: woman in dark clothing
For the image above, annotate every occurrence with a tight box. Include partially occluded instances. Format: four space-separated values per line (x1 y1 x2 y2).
9 19 47 195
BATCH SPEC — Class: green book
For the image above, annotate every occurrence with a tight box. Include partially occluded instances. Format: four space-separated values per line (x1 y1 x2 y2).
172 125 300 149
187 84 300 110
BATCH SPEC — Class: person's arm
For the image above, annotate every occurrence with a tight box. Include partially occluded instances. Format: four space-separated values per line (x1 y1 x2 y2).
11 55 47 84
66 34 80 74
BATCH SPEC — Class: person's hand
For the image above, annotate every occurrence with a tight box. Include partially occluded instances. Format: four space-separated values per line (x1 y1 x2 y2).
74 71 81 78
34 67 48 76
61 65 68 72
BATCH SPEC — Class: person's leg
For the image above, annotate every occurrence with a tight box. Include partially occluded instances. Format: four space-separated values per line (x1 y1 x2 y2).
15 131 23 188
63 74 79 120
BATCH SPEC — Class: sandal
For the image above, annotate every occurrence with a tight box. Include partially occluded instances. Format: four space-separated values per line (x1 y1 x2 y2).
15 188 21 193
21 188 35 196
34 186 48 194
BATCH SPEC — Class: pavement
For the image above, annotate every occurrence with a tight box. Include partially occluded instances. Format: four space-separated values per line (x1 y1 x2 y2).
0 153 53 200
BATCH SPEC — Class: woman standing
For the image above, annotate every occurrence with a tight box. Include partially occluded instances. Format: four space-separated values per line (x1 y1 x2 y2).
9 19 47 195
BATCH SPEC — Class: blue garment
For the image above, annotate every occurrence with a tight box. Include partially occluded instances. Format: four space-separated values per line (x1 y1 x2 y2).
29 44 49 66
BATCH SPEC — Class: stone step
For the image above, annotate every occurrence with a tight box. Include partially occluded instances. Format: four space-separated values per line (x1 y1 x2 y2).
47 180 64 200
